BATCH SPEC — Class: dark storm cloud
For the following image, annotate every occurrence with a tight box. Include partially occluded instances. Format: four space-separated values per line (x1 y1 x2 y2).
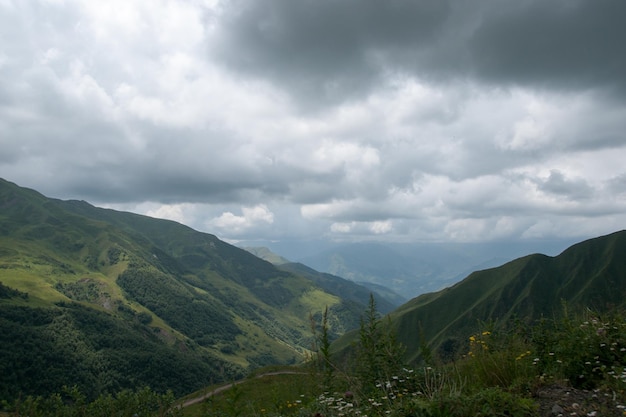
211 0 450 106
40 127 302 205
468 1 626 95
211 0 626 106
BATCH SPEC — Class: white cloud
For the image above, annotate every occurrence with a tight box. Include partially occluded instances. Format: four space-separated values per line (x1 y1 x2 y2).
145 204 191 225
208 205 275 234
370 221 392 234
330 222 353 233
1 0 625 245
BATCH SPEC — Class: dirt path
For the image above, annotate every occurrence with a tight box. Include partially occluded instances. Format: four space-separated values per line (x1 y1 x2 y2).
180 371 305 408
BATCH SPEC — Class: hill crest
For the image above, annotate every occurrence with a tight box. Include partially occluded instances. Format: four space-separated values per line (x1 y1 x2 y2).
382 230 626 363
0 178 372 400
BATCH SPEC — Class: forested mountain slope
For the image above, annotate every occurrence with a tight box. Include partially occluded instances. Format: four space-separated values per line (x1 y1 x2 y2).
0 178 368 401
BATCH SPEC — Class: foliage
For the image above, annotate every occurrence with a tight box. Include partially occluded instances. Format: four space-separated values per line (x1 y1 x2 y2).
6 299 626 417
0 177 369 401
183 372 319 417
531 308 626 390
5 386 182 417
180 305 626 417
0 282 28 300
386 230 626 364
117 264 241 345
310 306 334 392
455 325 537 391
353 294 406 395
0 303 242 402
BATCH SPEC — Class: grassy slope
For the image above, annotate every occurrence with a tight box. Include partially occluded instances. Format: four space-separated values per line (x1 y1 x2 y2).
278 262 397 314
332 230 626 364
0 178 364 400
397 230 626 362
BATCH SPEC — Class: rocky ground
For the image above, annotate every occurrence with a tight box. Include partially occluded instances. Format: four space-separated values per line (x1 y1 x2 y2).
535 384 626 417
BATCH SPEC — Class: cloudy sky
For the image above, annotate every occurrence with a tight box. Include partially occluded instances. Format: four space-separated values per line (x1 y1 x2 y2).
2 0 626 245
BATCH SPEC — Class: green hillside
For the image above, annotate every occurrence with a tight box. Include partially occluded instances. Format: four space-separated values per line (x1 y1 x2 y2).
332 230 626 364
245 246 404 309
277 261 397 314
0 178 366 402
399 230 626 363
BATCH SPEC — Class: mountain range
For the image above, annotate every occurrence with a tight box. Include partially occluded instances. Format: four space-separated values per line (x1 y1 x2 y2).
240 237 577 300
1 177 624 404
0 178 381 401
332 229 626 364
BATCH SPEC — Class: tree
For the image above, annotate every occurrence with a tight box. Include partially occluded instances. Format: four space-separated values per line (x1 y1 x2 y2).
310 307 334 392
354 294 405 394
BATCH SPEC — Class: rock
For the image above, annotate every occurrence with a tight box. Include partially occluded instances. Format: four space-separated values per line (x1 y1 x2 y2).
551 404 564 415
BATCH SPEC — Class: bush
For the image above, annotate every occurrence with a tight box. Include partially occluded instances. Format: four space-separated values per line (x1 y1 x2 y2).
301 304 626 417
532 309 626 390
7 386 182 417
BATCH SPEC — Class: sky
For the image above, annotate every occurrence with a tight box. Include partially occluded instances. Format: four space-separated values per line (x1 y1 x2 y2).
1 0 626 246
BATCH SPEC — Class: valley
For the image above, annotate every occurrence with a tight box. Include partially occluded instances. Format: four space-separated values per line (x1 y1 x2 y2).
2 178 626 416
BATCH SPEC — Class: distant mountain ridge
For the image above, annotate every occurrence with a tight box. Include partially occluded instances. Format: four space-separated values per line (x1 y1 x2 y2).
244 246 291 265
296 239 575 299
3 177 624 401
331 230 626 364
243 246 400 312
0 178 372 401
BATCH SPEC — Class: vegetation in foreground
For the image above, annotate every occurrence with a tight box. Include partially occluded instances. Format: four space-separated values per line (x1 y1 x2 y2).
188 301 626 417
6 297 626 416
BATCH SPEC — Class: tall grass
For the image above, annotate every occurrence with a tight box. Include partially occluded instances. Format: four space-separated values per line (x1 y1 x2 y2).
6 308 626 416
185 307 626 417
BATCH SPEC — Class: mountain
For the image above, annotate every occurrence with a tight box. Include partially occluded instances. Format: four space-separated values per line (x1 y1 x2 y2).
0 178 368 401
277 262 397 314
296 240 575 299
243 246 401 312
243 246 291 265
332 230 626 364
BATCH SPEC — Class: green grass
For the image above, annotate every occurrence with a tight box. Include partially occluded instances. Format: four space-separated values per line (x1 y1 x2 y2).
181 368 319 417
0 177 370 397
178 309 626 417
4 304 626 417
353 230 626 365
